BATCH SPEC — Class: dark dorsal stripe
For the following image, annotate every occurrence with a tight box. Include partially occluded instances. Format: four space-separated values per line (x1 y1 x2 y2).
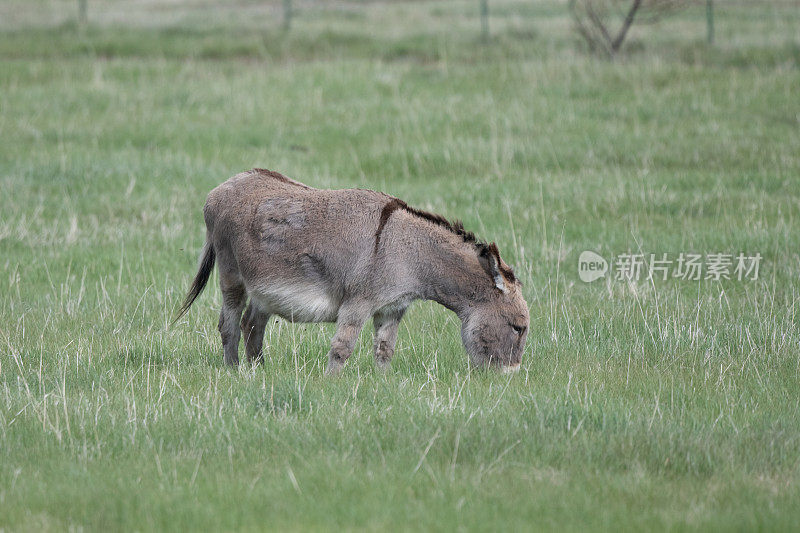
373 197 517 283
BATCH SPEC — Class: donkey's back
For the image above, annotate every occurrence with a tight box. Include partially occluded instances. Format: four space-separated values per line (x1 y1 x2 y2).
204 169 387 254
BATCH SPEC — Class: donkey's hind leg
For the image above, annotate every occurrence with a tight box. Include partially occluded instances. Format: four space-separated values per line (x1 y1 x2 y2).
217 265 246 366
241 301 270 365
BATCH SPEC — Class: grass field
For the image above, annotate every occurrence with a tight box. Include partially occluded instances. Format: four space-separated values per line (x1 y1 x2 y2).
1 0 799 530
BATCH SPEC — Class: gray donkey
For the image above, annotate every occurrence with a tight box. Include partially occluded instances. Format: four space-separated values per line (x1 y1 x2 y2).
176 169 529 374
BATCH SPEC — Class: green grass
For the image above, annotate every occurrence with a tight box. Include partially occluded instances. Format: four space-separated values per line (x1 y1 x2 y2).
1 0 799 530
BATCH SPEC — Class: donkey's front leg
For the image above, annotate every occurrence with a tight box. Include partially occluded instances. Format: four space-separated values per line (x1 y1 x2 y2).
325 304 369 376
372 307 406 372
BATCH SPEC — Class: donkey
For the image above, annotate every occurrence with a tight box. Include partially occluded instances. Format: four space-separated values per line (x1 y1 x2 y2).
176 169 529 374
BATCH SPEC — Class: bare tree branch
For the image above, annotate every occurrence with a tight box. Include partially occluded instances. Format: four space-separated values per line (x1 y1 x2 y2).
611 0 642 52
569 0 689 56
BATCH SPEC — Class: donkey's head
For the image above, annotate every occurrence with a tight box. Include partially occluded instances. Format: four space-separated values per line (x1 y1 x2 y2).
461 243 529 372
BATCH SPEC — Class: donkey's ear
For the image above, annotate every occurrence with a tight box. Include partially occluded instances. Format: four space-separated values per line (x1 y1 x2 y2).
478 243 507 294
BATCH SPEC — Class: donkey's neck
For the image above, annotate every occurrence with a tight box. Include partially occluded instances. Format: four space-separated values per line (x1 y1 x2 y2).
415 238 491 320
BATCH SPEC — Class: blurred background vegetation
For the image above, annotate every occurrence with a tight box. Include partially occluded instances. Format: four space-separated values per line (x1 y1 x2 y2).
0 0 797 65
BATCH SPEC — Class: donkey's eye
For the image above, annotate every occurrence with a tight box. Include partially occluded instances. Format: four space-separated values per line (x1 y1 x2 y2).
511 324 525 335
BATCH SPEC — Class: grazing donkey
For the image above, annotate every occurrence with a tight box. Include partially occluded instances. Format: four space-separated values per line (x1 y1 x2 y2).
176 169 529 374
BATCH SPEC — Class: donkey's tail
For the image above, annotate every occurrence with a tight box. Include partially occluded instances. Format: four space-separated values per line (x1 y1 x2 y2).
174 240 216 323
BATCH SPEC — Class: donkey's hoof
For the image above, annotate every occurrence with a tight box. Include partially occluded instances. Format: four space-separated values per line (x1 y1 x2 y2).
325 358 346 376
499 363 520 374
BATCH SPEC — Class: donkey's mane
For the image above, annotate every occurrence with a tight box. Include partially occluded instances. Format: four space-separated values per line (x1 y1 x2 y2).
374 197 517 283
377 198 480 244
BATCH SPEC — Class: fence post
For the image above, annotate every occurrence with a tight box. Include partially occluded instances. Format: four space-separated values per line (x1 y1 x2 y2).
78 0 87 25
706 0 714 45
283 0 292 31
480 0 489 41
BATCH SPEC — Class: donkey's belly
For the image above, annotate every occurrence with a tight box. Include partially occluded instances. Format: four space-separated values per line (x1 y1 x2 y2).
250 282 339 323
